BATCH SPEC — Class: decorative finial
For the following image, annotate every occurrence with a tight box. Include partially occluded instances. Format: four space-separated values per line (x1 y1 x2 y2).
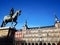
55 14 59 23
55 15 58 21
24 19 27 26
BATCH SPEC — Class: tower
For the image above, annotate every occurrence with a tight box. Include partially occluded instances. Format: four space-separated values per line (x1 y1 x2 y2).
22 20 28 36
22 20 28 30
55 15 60 28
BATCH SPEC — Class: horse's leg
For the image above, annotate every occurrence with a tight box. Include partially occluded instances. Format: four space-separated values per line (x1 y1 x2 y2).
3 20 8 27
11 19 13 27
1 21 4 27
3 21 6 27
14 21 17 27
2 21 5 27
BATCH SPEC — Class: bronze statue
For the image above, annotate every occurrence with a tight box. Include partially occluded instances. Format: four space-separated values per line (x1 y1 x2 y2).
1 8 21 27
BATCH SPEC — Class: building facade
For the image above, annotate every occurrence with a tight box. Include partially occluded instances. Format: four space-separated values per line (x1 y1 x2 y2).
15 16 60 45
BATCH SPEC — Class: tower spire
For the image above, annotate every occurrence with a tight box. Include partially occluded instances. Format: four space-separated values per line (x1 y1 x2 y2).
23 20 28 30
55 15 58 21
24 19 28 28
55 14 59 23
24 19 27 26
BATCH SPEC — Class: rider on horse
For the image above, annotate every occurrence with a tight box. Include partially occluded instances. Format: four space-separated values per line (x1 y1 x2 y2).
10 8 14 18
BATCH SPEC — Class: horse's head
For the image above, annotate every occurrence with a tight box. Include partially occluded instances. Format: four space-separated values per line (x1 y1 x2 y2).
12 10 21 19
16 10 21 16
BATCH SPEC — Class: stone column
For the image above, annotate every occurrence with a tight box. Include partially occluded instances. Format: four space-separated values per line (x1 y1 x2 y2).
27 42 28 45
55 43 57 45
30 43 32 45
42 42 44 45
24 43 25 45
46 42 48 45
34 42 35 45
38 42 39 45
50 43 52 45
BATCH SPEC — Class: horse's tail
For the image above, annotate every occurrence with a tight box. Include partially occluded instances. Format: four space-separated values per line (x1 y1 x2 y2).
1 21 4 27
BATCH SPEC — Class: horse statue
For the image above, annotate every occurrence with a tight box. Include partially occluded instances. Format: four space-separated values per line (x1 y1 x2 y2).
1 10 21 27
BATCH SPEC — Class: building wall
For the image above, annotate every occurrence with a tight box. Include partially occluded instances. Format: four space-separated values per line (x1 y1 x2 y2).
0 30 8 37
15 29 60 42
15 22 60 45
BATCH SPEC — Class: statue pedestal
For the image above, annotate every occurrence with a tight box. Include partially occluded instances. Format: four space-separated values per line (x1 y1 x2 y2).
0 27 17 45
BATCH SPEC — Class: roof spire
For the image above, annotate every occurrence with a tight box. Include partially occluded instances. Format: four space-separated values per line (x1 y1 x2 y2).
55 14 59 23
55 15 58 21
24 19 27 26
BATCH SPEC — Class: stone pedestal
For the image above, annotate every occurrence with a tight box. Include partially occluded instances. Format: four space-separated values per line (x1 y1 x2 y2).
0 27 17 45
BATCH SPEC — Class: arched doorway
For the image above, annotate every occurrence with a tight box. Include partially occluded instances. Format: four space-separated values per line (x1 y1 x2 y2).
52 43 55 45
39 42 42 45
48 43 51 45
36 43 38 45
32 43 34 45
21 43 24 45
43 43 46 45
28 43 30 45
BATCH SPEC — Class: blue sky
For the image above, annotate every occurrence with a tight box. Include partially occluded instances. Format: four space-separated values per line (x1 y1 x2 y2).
0 0 60 29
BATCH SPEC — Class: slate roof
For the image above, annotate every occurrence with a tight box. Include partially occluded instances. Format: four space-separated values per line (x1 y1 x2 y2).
27 25 55 29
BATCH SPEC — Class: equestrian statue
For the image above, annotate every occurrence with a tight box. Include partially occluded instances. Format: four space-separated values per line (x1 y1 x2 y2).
1 8 21 27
